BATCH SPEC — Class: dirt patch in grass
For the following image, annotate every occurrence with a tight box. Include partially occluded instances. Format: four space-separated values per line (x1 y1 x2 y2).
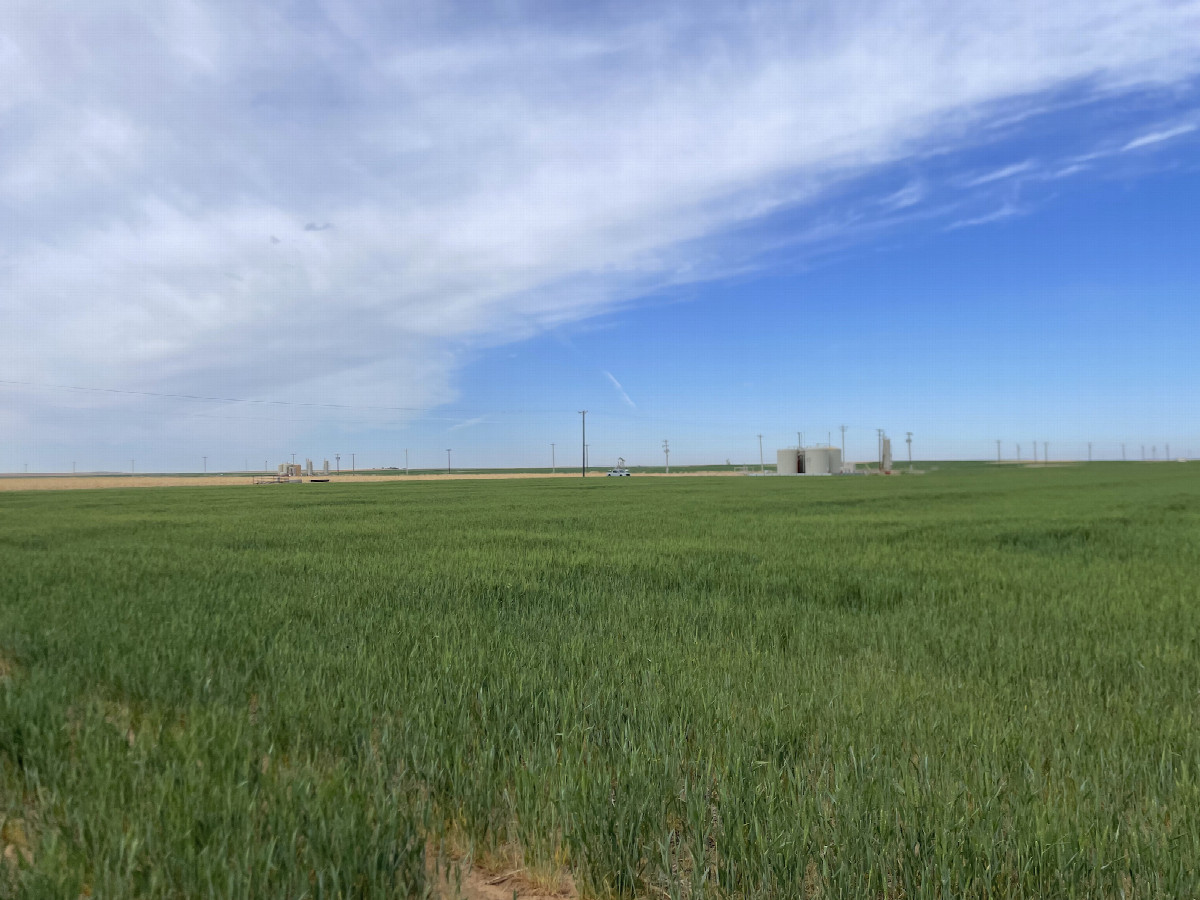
1 816 34 888
429 837 577 900
434 863 577 900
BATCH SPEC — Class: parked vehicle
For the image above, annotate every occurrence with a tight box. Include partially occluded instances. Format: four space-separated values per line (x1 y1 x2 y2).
607 456 631 476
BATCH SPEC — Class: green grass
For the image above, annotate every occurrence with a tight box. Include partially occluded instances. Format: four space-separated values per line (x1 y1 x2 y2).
1 464 1197 898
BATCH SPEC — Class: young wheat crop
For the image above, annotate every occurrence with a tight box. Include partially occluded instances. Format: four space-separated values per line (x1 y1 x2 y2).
1 463 1197 897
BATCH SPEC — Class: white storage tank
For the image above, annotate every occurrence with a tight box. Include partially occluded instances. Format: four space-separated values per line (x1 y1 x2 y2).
776 446 844 474
804 447 831 474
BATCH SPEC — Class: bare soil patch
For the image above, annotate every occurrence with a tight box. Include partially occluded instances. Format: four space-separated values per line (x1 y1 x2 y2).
429 842 577 900
434 864 577 900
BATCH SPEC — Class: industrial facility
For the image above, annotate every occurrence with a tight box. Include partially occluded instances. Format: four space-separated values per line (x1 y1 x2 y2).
776 445 844 475
256 458 333 484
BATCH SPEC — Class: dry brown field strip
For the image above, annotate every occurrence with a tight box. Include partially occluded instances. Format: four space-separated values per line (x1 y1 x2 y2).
0 471 738 491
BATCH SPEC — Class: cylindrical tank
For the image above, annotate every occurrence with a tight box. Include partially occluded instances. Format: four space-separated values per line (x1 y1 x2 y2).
776 448 799 474
804 447 830 474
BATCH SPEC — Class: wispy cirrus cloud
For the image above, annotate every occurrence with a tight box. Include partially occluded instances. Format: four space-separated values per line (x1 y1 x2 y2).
879 180 927 210
946 203 1024 231
603 371 637 409
2 0 1200 465
1121 123 1198 151
449 416 489 432
963 161 1037 187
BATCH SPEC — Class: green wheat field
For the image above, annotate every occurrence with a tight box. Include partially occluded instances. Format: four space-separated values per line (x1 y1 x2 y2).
1 463 1197 898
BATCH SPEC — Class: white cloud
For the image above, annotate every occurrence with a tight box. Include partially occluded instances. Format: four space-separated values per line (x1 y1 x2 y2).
449 416 489 432
880 180 927 210
1121 123 1198 151
603 371 637 409
1049 163 1089 179
946 203 1023 230
962 160 1037 187
2 0 1200 461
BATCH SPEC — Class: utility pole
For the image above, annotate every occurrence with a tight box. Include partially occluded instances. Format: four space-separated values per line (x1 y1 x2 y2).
351 453 356 472
579 411 587 477
405 449 409 474
203 455 207 473
839 425 846 461
996 439 1002 463
446 449 452 474
757 434 764 473
335 453 341 472
663 439 670 473
1043 442 1048 462
551 443 556 473
291 452 296 464
907 432 913 469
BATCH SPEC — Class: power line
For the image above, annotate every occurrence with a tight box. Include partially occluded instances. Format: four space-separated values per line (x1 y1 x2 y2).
579 411 587 478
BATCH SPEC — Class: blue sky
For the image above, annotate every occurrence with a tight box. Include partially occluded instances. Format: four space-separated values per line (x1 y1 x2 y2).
2 1 1199 471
